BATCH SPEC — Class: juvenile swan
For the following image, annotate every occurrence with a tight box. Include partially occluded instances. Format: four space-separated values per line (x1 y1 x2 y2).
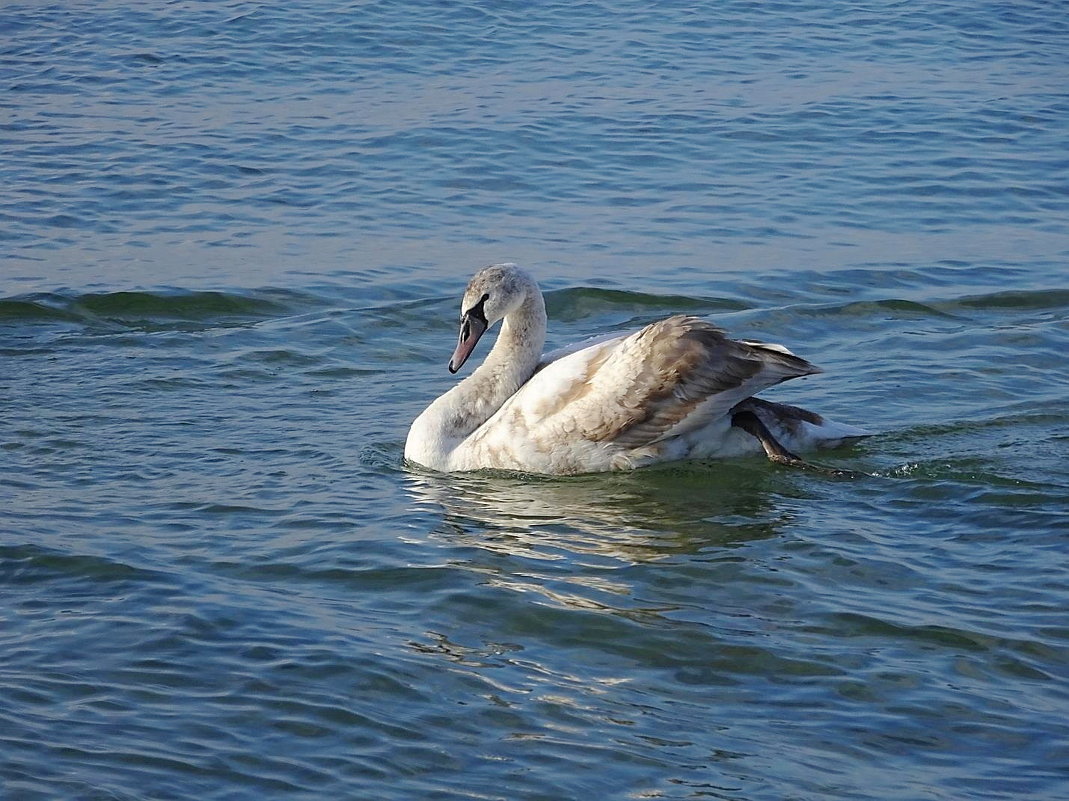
405 264 869 474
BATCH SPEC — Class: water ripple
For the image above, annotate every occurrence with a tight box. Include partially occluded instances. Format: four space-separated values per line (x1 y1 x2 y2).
4 1 1069 800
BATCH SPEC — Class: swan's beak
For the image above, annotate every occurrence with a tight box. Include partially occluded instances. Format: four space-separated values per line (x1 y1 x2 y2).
448 313 488 373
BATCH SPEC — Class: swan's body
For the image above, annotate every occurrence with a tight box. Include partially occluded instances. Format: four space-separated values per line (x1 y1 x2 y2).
405 264 869 475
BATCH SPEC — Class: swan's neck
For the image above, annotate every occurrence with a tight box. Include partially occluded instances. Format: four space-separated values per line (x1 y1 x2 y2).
406 289 546 470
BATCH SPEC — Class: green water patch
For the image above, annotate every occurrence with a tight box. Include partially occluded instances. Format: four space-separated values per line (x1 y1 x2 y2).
796 298 961 321
0 288 325 332
0 544 168 587
945 288 1069 312
0 298 84 324
544 286 749 323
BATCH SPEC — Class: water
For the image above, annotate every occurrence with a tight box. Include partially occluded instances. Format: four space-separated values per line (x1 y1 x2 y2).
3 1 1068 799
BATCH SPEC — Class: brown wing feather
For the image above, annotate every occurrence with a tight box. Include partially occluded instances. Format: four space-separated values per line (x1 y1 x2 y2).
578 316 819 448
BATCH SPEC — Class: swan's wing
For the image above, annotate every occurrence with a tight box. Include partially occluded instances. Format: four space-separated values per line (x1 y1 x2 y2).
538 331 626 368
512 315 820 449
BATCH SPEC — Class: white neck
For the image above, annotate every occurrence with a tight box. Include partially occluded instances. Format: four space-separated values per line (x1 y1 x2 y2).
405 287 547 470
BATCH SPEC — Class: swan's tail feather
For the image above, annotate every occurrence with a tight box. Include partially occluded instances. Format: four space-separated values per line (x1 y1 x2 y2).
734 397 873 451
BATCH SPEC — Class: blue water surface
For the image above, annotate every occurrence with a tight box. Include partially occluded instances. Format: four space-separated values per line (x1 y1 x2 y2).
3 2 1069 799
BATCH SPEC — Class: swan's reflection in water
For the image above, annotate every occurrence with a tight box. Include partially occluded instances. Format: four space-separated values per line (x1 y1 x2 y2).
402 463 802 676
403 461 792 567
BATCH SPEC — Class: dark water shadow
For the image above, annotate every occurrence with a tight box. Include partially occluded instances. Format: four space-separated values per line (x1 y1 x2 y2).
402 461 797 565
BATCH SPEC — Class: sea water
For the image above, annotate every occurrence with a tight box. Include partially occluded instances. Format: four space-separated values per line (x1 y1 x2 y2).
3 2 1068 799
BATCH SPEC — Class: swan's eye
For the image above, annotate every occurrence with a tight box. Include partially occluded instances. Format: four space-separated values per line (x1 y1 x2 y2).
465 293 490 325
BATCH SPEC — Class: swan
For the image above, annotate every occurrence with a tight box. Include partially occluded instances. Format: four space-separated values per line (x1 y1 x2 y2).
404 263 870 475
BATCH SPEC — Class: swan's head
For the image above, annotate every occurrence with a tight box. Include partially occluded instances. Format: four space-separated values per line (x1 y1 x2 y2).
449 263 534 373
